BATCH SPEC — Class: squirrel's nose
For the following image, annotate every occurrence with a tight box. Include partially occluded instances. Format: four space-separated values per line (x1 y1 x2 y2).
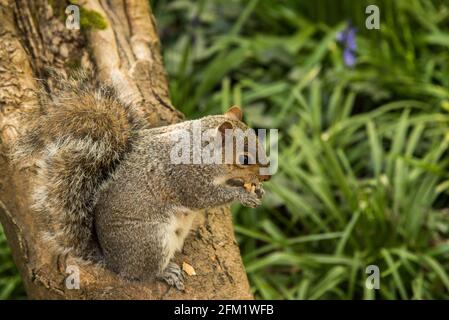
259 174 271 182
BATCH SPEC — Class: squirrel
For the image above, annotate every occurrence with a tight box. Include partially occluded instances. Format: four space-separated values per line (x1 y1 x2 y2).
11 71 271 290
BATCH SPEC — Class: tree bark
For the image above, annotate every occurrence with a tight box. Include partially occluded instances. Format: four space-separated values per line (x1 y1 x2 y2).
0 0 253 299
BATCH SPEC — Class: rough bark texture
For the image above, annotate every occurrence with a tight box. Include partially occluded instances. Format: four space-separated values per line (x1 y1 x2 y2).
0 0 253 299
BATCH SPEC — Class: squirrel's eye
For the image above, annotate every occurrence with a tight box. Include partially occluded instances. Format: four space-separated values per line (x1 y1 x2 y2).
238 154 250 165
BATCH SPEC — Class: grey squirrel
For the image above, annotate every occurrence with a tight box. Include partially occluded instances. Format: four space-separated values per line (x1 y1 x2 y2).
11 71 270 290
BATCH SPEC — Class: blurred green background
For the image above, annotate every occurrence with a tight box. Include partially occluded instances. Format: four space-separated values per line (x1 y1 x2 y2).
2 0 449 299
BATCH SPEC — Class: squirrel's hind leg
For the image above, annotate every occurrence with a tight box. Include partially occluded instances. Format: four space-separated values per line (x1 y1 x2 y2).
154 207 198 290
157 262 185 291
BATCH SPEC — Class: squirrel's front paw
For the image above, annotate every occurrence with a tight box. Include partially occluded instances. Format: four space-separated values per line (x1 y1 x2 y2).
157 262 185 291
239 190 262 208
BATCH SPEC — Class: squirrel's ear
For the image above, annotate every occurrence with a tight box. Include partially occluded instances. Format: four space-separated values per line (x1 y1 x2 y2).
224 105 243 121
217 121 233 141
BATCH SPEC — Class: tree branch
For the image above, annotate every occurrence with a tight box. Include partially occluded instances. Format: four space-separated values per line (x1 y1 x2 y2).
0 0 252 299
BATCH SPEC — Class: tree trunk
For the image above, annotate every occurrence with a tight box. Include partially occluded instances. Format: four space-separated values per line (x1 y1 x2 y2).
0 0 253 299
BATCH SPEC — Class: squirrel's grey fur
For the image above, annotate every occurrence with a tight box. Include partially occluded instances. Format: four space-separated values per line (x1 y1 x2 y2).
11 71 268 290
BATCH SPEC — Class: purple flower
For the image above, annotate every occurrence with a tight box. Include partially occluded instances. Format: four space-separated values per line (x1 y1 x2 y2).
343 49 356 67
336 24 357 67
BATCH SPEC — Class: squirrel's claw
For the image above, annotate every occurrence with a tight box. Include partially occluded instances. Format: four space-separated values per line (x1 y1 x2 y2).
158 262 185 291
255 185 265 198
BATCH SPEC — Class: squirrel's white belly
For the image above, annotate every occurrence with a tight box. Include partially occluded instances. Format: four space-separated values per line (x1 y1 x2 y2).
165 207 198 259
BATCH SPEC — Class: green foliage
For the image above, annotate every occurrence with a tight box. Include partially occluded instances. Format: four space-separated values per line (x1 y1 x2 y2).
0 226 26 299
153 0 449 299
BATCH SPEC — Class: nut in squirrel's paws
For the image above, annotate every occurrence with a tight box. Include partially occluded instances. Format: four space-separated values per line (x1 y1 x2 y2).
243 182 265 198
157 262 185 291
240 182 263 208
243 182 255 193
226 178 265 207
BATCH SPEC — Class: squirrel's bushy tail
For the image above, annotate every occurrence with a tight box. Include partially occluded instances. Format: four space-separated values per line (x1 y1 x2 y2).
11 71 146 259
